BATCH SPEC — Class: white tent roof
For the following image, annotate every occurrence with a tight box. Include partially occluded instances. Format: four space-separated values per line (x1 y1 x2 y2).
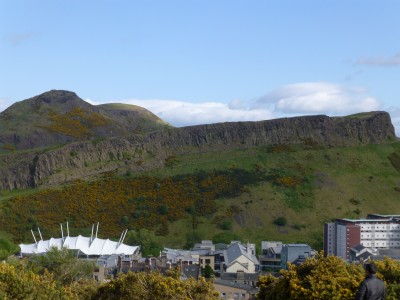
20 235 139 256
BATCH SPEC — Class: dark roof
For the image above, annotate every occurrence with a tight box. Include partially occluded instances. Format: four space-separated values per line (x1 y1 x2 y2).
220 272 259 281
377 248 400 259
215 243 228 250
213 279 258 293
351 244 367 252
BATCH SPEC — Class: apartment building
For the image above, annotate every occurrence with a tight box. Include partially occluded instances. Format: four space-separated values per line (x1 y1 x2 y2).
324 214 400 260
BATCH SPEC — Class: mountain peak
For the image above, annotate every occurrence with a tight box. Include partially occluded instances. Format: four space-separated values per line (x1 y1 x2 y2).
25 90 92 113
34 90 78 103
0 90 169 150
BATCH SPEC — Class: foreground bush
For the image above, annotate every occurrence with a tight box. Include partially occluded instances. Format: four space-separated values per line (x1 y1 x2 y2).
0 262 71 300
93 268 219 300
257 253 400 300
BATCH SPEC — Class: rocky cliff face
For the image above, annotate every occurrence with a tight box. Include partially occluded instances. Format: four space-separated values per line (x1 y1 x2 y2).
147 111 395 151
0 110 395 190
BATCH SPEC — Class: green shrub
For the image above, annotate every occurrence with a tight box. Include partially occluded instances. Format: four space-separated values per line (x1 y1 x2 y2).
273 216 287 226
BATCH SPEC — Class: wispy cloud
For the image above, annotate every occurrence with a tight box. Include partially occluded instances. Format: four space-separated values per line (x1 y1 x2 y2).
356 52 400 66
345 69 364 81
4 32 37 46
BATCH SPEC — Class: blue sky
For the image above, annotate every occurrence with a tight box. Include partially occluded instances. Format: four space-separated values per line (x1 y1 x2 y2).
1 1 400 134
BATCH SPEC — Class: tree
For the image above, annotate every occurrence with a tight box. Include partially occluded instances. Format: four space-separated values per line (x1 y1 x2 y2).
185 231 202 249
27 247 96 285
257 253 364 300
0 260 71 300
273 216 287 227
0 231 18 260
212 232 241 244
92 270 220 300
257 253 400 300
202 264 215 279
125 229 162 256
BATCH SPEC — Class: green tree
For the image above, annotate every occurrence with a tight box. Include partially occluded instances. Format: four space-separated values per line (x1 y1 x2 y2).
0 231 18 260
273 216 287 227
185 231 202 249
212 232 241 244
126 229 162 256
27 247 95 285
202 264 215 279
217 219 232 230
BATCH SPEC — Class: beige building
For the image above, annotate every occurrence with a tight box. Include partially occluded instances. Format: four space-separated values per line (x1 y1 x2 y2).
224 242 259 273
214 280 257 300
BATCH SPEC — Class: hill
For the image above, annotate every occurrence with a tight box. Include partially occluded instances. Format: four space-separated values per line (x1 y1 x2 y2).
0 90 169 151
0 91 395 190
0 90 399 251
1 140 400 251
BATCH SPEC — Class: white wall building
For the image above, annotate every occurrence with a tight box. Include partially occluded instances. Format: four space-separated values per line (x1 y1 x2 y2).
324 214 400 260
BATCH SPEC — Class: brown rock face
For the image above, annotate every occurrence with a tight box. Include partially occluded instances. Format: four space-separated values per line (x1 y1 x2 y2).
147 111 396 151
0 99 396 191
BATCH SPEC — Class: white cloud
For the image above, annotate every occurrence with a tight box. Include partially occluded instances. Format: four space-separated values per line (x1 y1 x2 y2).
254 82 381 115
356 53 400 66
88 82 384 128
1 82 396 136
107 99 275 127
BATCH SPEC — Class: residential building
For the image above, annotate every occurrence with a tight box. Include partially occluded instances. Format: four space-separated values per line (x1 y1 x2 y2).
224 242 259 273
349 245 376 262
259 241 282 272
324 214 400 260
280 244 312 270
214 279 258 300
162 248 200 265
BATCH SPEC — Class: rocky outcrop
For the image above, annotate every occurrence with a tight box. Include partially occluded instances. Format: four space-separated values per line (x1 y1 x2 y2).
146 111 396 152
0 110 395 190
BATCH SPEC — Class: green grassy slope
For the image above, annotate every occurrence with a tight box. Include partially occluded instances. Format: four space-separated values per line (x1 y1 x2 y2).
143 141 400 249
1 141 400 252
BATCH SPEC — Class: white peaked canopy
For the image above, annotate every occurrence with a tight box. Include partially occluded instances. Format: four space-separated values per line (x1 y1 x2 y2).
20 235 139 256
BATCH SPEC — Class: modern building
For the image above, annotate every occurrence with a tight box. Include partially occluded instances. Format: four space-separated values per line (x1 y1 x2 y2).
259 241 282 272
19 225 139 257
324 214 400 260
280 244 312 270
